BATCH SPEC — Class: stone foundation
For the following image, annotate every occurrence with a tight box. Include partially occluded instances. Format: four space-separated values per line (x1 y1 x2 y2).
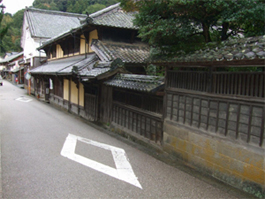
163 119 265 198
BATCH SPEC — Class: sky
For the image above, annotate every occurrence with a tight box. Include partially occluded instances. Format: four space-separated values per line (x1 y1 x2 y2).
2 0 34 15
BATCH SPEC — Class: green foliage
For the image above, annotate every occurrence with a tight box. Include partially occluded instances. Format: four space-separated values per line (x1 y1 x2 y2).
0 0 119 55
121 0 265 59
33 0 118 13
0 0 10 56
0 9 24 56
83 4 106 15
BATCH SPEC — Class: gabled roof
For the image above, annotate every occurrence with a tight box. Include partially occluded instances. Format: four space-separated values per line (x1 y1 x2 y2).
24 7 86 39
37 3 138 49
91 39 150 63
0 52 24 64
104 74 165 93
154 35 265 67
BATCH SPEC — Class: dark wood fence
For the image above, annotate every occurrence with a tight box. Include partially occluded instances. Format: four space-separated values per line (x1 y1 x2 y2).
112 102 163 143
167 71 264 98
165 90 264 147
84 93 98 121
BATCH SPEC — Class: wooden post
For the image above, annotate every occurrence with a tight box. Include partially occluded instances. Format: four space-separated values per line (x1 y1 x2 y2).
28 78 31 95
68 78 71 112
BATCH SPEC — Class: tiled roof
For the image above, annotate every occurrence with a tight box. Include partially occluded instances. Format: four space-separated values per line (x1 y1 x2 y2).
79 61 111 77
82 67 111 78
59 54 98 75
25 7 86 38
91 39 150 63
104 74 164 93
38 4 138 49
88 3 137 29
155 35 265 66
0 52 24 64
30 54 98 75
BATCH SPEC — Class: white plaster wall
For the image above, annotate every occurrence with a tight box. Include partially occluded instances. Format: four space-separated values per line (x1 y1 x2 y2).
21 14 47 67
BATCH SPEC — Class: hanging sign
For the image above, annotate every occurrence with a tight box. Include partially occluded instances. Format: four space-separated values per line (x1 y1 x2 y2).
25 72 31 80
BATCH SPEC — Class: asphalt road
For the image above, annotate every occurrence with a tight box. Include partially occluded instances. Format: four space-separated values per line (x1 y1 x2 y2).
0 80 249 199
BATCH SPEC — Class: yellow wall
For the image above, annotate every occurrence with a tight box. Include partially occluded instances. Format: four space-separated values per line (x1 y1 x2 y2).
63 79 69 100
89 29 98 52
70 80 78 104
56 44 64 58
80 34 89 54
79 82 84 107
163 120 265 197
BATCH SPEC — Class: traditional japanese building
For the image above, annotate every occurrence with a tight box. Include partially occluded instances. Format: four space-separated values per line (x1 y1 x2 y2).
21 7 87 91
30 3 164 144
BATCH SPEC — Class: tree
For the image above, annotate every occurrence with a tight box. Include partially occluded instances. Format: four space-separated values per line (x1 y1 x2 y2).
121 0 265 55
0 0 8 56
83 4 106 15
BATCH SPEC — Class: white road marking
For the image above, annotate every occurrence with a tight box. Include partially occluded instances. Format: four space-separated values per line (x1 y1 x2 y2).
15 96 32 102
61 134 142 189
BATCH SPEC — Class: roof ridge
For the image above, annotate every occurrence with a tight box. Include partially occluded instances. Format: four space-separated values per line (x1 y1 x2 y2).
25 7 87 18
99 40 149 48
90 3 121 18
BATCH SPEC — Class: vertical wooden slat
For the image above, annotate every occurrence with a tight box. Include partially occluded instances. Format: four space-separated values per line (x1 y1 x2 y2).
198 73 201 91
177 95 180 122
168 72 171 88
187 72 190 89
260 107 264 147
227 74 231 94
234 73 238 95
224 73 227 95
250 74 254 97
220 74 223 94
183 95 186 124
238 74 242 95
140 115 143 135
170 94 174 120
225 102 230 136
149 119 152 140
259 73 263 97
144 116 147 138
215 101 220 133
190 97 194 126
216 74 220 94
247 106 253 143
208 68 213 93
230 74 234 95
236 104 241 139
136 113 139 134
246 74 250 96
198 98 202 128
206 99 210 131
213 73 216 93
193 73 196 90
254 74 259 97
112 105 115 123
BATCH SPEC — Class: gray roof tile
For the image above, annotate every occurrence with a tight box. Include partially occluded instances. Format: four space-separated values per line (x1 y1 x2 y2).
25 8 86 38
91 39 150 63
0 52 24 64
38 4 138 48
165 35 265 64
90 3 137 29
30 54 98 75
104 74 164 93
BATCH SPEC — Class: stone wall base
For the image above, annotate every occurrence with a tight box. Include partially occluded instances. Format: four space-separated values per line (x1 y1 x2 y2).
163 119 265 198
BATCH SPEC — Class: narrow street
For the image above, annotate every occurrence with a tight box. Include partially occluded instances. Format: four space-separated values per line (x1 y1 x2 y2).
0 80 250 199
